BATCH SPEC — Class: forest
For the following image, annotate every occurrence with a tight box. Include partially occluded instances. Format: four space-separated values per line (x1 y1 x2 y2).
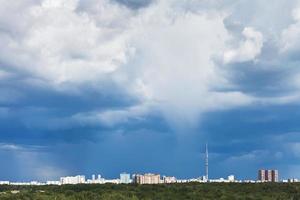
0 182 300 200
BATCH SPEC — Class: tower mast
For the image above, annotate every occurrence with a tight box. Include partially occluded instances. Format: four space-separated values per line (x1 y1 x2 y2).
205 143 208 181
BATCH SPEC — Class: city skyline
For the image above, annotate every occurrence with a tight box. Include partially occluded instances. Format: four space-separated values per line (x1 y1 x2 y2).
0 169 287 185
1 0 300 182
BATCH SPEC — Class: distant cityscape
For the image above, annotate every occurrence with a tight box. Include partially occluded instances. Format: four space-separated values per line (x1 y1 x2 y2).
2 169 300 186
0 145 298 186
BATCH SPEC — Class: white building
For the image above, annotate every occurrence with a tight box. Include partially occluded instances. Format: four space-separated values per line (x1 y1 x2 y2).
104 179 120 184
209 178 227 183
187 178 201 183
176 179 188 183
120 173 131 184
0 181 9 185
46 181 61 185
228 175 235 182
201 175 208 182
60 175 86 185
10 182 44 186
163 176 177 183
86 174 105 184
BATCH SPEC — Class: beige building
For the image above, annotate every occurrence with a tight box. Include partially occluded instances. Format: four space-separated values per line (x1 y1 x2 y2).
258 169 279 182
133 173 161 184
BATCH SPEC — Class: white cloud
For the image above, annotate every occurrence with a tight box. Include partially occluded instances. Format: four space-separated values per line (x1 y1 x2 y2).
278 5 300 91
280 6 300 53
0 143 23 151
0 143 43 152
113 2 255 126
3 0 300 130
0 0 132 85
72 103 153 127
223 27 263 64
0 0 256 128
41 0 79 10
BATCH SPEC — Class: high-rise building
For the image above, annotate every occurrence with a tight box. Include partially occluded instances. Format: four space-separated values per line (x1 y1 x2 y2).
120 173 131 184
272 170 279 182
228 175 235 182
258 170 279 182
133 173 161 184
258 170 266 182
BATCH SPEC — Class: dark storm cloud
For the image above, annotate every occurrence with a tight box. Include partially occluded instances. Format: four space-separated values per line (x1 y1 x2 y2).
0 70 143 145
226 61 297 97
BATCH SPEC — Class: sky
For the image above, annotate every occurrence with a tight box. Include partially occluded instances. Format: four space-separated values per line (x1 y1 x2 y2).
1 0 300 181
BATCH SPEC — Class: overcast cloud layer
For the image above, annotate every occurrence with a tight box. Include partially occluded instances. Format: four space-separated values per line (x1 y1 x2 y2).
1 0 300 181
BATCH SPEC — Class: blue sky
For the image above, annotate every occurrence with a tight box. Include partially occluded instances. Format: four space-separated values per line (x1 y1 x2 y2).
1 0 300 181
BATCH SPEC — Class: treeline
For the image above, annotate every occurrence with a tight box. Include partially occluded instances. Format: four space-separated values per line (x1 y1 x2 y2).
0 182 300 200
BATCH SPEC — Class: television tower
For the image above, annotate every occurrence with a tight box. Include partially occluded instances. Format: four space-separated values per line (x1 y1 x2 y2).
205 143 208 181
